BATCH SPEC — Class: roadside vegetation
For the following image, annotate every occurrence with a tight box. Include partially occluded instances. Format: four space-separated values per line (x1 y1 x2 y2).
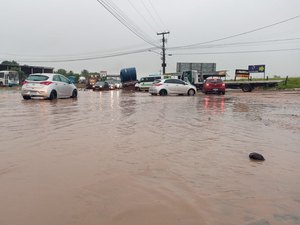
276 77 300 89
226 76 300 90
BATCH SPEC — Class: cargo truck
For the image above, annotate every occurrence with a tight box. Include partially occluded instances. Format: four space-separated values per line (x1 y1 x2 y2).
120 67 137 89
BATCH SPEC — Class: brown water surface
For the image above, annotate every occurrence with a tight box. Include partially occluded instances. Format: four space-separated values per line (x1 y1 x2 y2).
1 88 300 225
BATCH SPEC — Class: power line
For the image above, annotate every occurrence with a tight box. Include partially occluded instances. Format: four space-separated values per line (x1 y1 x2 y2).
11 39 300 63
15 47 157 63
1 43 156 58
170 48 300 55
147 0 167 30
95 0 159 47
127 0 157 33
170 15 300 50
173 37 300 50
141 0 162 31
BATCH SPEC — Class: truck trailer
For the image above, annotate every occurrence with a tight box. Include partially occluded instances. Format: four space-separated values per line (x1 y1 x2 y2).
180 70 283 92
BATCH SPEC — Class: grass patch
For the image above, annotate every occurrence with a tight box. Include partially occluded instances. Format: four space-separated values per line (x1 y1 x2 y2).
277 77 300 89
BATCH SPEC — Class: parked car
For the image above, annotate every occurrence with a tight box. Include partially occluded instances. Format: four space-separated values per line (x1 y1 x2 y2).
93 81 109 91
202 78 225 95
135 76 161 91
112 80 122 89
149 78 197 96
21 73 78 100
105 80 116 90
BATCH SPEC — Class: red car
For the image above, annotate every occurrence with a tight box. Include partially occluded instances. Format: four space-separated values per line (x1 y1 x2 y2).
202 78 225 95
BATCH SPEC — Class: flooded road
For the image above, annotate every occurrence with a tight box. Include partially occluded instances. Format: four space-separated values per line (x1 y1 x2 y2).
1 88 300 225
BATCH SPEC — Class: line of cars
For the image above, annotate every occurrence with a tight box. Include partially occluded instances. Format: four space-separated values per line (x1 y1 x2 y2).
20 73 123 100
148 78 225 96
20 73 225 100
92 80 122 91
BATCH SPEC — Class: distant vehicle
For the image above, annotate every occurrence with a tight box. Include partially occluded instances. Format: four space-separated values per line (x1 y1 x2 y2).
149 78 197 96
112 80 122 89
135 75 161 91
92 81 109 91
120 67 137 88
21 73 78 100
78 76 86 84
105 80 116 90
0 71 19 87
202 78 225 95
86 76 98 89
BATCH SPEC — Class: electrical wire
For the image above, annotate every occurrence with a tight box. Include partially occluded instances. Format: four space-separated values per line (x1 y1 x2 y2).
170 48 300 56
9 37 299 63
147 0 167 30
127 0 157 33
141 0 163 31
173 37 300 50
15 47 157 63
170 15 300 50
95 0 159 47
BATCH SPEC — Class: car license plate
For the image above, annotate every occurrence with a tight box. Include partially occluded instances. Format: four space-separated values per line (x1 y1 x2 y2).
213 88 218 91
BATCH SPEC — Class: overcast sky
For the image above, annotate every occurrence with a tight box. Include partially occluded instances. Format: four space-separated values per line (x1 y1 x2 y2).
1 0 300 78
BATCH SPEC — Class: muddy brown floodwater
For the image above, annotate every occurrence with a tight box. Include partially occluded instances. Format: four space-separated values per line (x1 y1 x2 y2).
0 88 300 225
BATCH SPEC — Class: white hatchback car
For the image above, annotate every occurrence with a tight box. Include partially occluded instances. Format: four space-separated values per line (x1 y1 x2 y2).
149 78 197 96
21 73 78 100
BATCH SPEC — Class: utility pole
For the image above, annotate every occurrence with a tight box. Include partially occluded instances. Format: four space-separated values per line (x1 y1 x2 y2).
157 31 170 75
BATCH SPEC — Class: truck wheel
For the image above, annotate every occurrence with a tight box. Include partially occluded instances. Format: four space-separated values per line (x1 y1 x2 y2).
242 84 253 92
159 89 167 96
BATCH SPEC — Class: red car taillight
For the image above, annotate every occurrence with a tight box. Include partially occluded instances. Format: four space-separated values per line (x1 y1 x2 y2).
222 83 225 87
22 81 28 85
154 83 162 86
40 81 52 85
205 83 210 87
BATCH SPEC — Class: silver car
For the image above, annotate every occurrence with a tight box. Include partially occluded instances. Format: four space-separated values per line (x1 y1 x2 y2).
21 73 78 100
149 78 197 96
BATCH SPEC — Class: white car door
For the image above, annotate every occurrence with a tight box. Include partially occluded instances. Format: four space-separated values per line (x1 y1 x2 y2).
164 79 178 94
175 80 188 94
59 75 73 97
52 75 64 97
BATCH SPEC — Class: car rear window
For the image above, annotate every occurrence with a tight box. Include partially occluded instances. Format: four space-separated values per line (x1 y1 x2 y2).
27 75 49 81
207 79 223 83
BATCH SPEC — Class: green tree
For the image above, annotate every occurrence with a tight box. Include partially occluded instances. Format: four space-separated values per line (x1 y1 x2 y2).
56 69 67 75
1 60 19 66
67 70 74 76
81 69 89 78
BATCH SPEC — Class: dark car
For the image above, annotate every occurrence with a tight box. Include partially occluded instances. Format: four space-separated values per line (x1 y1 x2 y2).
202 78 225 95
92 81 109 91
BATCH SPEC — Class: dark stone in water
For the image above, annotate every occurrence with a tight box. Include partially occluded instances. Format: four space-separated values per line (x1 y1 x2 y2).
249 152 265 161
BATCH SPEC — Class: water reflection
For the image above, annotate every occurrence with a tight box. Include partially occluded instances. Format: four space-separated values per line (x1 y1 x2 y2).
203 95 225 113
